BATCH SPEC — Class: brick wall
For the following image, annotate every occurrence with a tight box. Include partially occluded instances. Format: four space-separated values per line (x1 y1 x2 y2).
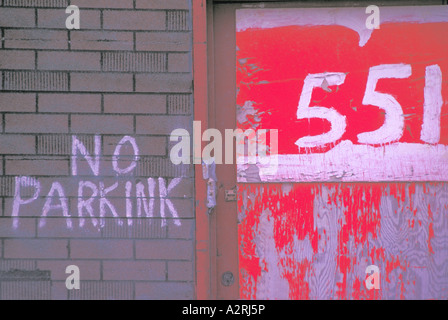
0 0 194 300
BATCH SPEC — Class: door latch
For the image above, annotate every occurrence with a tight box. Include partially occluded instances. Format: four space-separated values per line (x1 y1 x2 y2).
202 158 217 214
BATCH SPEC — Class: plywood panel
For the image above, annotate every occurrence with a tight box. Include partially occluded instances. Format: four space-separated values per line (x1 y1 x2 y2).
238 183 448 299
235 6 448 299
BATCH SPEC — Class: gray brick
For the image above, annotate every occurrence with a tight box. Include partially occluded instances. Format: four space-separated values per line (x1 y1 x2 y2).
4 239 68 259
71 115 134 134
136 239 193 260
38 52 101 71
0 135 36 154
69 281 133 300
39 93 101 113
136 32 191 52
167 11 190 31
70 240 133 259
5 114 68 133
102 52 166 72
4 29 68 50
73 0 133 8
136 282 194 300
104 11 165 31
0 50 35 70
71 31 133 51
3 71 68 91
1 281 52 300
0 93 36 112
70 73 133 92
136 0 189 9
0 8 35 27
103 261 165 281
136 74 192 93
104 94 166 114
3 0 68 7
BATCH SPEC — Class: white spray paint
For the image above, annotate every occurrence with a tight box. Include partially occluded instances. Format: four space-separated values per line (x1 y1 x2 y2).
99 181 122 227
158 177 182 227
12 177 184 229
296 72 347 148
136 178 156 218
357 63 411 145
112 136 140 175
240 140 448 182
12 176 40 229
78 180 99 228
11 135 188 230
421 64 443 144
39 181 72 229
71 135 101 176
125 181 133 226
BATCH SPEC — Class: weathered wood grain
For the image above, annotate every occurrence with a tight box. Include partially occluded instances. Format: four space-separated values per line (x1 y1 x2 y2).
238 183 448 299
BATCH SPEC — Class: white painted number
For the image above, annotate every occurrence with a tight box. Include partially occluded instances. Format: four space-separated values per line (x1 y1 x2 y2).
358 63 411 144
296 63 442 148
421 64 443 144
295 72 347 148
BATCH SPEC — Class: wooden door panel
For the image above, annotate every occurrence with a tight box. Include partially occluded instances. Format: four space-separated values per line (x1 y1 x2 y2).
234 5 448 299
238 183 448 299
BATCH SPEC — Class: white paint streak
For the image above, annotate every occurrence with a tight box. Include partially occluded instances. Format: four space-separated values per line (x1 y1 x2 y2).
236 6 448 47
125 181 133 226
238 140 448 182
421 64 443 144
358 64 411 145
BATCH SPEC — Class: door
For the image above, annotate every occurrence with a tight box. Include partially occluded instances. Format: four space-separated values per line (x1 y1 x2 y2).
212 1 448 299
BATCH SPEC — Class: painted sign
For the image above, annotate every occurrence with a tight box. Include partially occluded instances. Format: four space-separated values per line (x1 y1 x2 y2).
11 135 184 230
236 6 448 300
236 6 448 182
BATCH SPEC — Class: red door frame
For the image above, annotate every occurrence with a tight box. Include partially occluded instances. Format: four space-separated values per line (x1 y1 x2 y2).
192 0 212 300
193 0 240 300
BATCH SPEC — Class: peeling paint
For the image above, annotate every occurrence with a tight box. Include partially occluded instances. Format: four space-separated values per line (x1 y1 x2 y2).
238 183 448 299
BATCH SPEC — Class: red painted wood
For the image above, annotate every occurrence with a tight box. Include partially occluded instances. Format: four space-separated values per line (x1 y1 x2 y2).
236 7 448 299
236 20 448 154
238 183 448 299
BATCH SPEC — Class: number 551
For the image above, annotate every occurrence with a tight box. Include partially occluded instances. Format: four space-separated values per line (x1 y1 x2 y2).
296 64 443 148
